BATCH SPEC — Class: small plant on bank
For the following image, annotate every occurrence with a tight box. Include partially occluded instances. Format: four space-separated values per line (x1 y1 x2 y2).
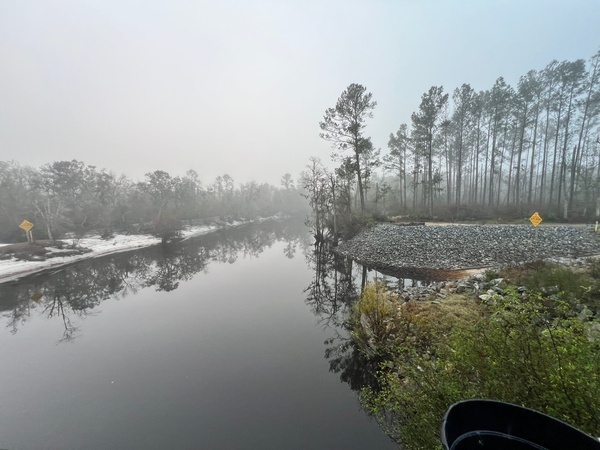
587 258 600 279
336 212 377 241
350 282 397 358
484 269 501 281
521 263 587 298
152 217 183 244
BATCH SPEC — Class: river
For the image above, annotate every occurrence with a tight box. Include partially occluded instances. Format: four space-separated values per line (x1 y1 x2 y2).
0 220 397 449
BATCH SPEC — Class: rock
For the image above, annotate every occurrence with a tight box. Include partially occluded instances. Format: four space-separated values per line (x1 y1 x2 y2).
579 306 594 321
541 285 559 295
456 283 469 293
334 224 600 277
585 322 600 341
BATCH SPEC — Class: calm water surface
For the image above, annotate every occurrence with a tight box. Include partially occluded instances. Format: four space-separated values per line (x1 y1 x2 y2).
0 221 397 449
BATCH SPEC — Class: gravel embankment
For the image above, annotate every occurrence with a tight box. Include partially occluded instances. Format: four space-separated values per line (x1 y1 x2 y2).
335 224 600 273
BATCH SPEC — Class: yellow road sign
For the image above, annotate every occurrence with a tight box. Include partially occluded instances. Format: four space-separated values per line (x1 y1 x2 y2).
19 220 34 232
529 212 542 227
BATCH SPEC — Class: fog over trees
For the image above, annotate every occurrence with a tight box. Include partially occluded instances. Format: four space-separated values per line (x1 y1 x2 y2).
3 50 599 244
309 49 600 227
0 160 306 242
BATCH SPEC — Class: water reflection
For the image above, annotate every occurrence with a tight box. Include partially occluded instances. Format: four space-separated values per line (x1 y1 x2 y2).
303 243 436 397
0 219 310 342
303 245 380 391
304 244 357 328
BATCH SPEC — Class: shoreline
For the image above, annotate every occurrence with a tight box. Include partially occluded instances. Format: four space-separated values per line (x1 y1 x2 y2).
336 223 600 281
0 215 283 284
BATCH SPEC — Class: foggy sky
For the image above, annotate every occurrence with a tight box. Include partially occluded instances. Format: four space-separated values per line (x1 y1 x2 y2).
1 0 598 185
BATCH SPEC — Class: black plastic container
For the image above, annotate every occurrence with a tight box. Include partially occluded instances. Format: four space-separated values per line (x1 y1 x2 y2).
441 399 600 450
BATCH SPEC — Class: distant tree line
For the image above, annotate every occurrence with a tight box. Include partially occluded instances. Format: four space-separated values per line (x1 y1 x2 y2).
0 159 306 242
307 48 600 236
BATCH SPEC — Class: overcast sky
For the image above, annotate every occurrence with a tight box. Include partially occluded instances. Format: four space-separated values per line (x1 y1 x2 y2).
1 0 598 185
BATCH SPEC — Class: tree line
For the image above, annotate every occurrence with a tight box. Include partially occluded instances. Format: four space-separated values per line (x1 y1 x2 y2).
0 159 305 242
307 48 600 233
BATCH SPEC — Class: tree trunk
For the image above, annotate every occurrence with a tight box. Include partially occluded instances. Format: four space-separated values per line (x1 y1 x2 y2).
527 102 540 204
568 57 598 216
402 147 407 212
354 150 365 212
539 106 552 205
548 88 564 207
488 119 499 207
557 83 576 214
515 105 528 205
482 115 492 207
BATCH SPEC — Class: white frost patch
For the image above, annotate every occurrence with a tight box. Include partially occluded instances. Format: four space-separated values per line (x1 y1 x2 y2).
180 225 216 241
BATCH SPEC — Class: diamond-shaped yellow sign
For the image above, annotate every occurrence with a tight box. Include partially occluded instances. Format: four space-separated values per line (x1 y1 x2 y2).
529 212 542 227
19 220 34 232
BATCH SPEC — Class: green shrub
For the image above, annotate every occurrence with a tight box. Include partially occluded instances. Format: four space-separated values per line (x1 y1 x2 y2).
588 258 600 279
522 263 586 297
336 212 376 240
484 269 501 281
351 282 397 357
361 288 600 449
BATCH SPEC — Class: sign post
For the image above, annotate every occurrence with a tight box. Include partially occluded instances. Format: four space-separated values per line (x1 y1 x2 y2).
529 212 542 242
19 220 34 243
529 212 542 227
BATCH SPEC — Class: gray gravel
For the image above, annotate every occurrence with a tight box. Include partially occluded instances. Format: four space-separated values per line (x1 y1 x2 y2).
335 224 600 272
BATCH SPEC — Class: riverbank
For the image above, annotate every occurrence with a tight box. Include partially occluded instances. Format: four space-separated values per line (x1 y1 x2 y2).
0 215 283 284
335 223 600 280
354 258 600 448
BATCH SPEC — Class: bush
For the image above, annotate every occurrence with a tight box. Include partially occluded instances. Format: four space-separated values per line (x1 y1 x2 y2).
152 218 182 244
359 280 600 449
522 263 587 298
336 212 376 240
350 282 397 357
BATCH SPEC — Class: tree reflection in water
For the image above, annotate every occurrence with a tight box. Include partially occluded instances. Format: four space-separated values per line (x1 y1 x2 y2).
304 243 357 328
304 244 383 392
0 219 309 342
304 243 431 397
303 241 442 447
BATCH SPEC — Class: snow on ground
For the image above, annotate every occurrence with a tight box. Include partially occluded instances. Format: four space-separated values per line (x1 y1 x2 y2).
0 233 163 284
0 216 283 284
